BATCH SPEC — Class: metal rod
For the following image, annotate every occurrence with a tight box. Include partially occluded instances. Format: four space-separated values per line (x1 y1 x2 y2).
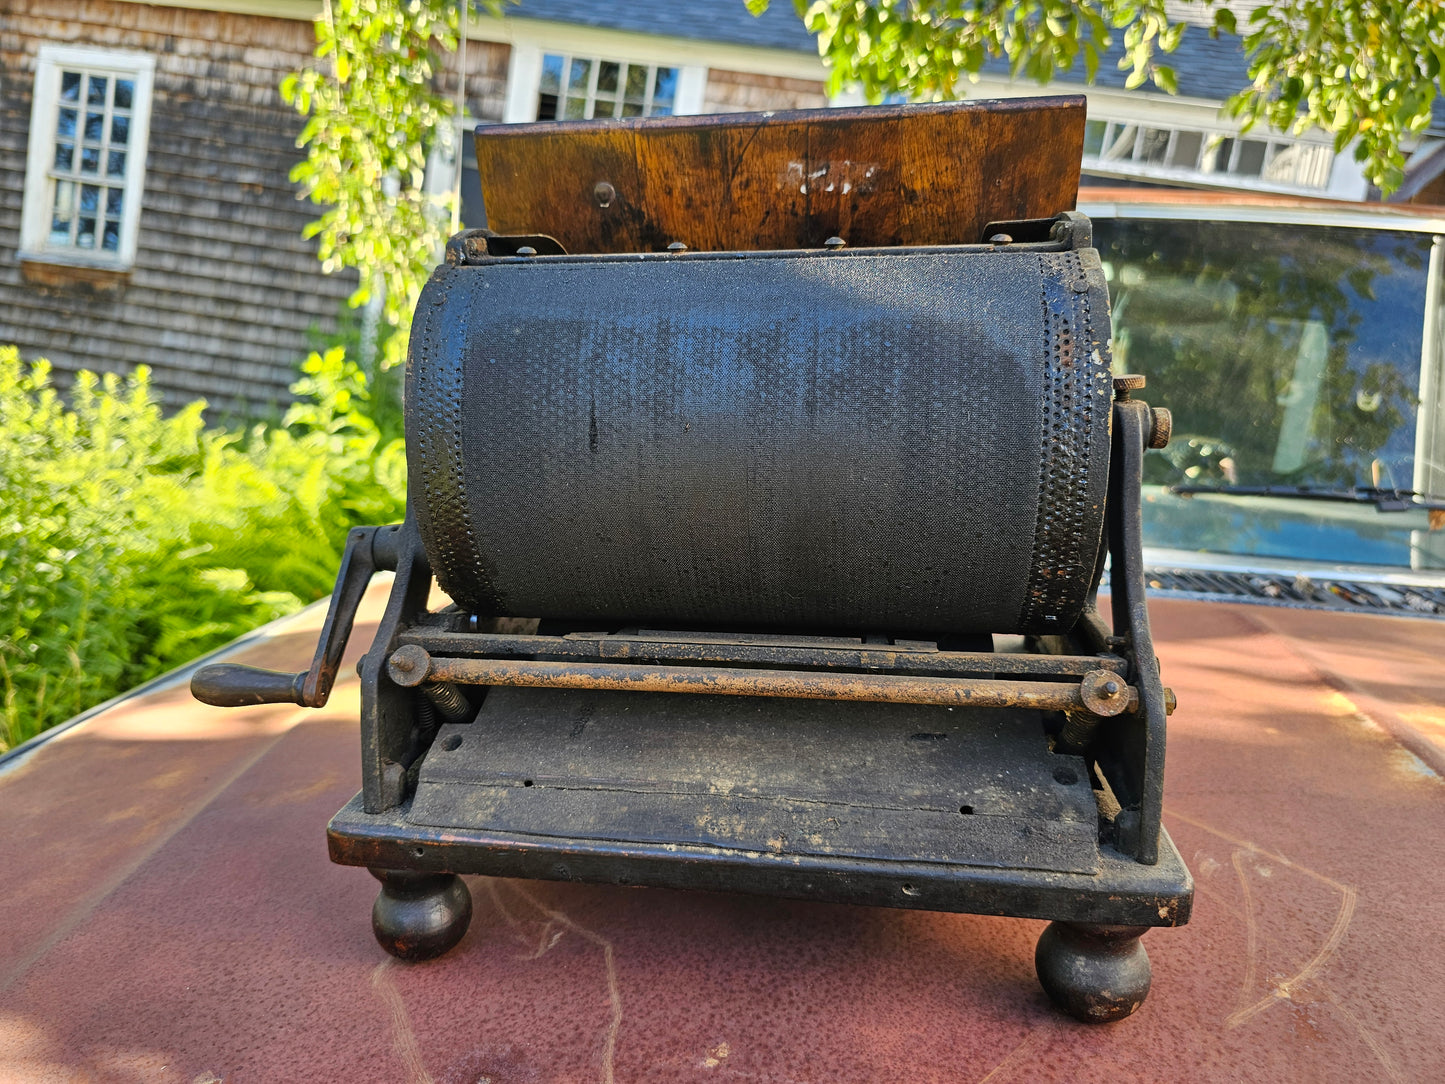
419 656 1106 712
400 630 1125 677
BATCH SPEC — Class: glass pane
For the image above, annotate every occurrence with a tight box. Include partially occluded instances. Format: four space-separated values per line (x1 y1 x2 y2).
1234 139 1267 177
85 112 104 142
1095 217 1437 566
536 93 559 121
80 184 99 213
1137 128 1170 164
651 103 673 117
52 180 76 219
87 76 107 105
102 219 121 252
568 58 591 91
106 188 123 215
50 180 75 244
1200 136 1232 173
77 216 96 248
61 71 81 102
625 65 648 100
593 96 617 119
1082 119 1106 157
80 146 99 174
457 131 487 229
1296 144 1333 189
539 54 563 94
57 108 77 139
53 142 74 171
1262 144 1293 185
111 115 129 145
621 101 644 117
106 150 126 177
1169 130 1203 168
597 61 620 94
652 67 678 105
114 79 134 110
563 95 587 120
1102 123 1137 162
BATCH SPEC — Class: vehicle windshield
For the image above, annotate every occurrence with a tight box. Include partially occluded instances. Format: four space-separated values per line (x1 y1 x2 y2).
1093 216 1442 570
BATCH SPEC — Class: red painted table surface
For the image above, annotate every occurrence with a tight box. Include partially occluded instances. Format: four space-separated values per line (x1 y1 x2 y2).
1 593 1443 1083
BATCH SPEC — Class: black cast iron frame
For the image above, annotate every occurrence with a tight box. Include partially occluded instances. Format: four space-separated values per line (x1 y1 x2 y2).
191 367 1190 1023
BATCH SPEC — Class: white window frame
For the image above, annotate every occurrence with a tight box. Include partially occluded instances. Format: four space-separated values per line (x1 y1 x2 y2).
1083 115 1336 194
502 42 706 124
20 45 155 270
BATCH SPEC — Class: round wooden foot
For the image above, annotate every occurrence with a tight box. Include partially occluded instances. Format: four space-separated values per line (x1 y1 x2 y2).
1035 922 1151 1023
370 869 472 961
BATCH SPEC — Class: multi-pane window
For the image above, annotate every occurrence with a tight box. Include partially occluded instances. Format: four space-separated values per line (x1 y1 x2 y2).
49 70 135 253
21 47 153 267
536 54 678 120
1083 117 1333 192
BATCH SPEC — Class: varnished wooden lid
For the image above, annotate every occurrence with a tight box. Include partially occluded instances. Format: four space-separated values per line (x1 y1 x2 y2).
473 96 1086 254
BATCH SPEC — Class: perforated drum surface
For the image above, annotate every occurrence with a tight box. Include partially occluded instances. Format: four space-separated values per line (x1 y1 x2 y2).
407 245 1112 635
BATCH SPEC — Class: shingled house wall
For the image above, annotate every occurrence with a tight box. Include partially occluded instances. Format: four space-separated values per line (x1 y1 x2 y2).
0 1 510 415
702 69 826 114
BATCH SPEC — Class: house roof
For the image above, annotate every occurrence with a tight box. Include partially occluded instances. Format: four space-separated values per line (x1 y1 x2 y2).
512 2 1252 100
511 0 817 53
997 29 1255 103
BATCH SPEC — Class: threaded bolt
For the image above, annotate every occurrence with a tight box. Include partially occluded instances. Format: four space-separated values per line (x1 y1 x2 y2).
1113 374 1146 400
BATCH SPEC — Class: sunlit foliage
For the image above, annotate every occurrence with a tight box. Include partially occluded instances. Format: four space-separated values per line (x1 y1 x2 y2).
750 1 1443 193
0 346 405 751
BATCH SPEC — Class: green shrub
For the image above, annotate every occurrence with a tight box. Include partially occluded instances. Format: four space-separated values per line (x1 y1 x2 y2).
0 345 405 752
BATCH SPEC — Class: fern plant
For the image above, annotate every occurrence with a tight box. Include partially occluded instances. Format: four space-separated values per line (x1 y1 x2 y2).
0 345 405 751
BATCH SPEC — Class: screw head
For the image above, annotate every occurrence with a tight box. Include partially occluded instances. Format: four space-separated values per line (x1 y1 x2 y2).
823 236 846 249
592 180 615 207
1080 669 1133 717
515 245 537 257
1113 374 1147 400
387 644 432 687
666 241 688 252
988 233 1013 245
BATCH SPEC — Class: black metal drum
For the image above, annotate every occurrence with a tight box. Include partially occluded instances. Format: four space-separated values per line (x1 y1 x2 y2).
407 245 1113 635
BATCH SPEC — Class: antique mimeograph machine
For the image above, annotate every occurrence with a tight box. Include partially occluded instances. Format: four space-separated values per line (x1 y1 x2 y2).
193 97 1192 1022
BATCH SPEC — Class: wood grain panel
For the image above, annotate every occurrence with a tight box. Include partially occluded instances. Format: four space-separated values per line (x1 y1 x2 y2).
475 97 1085 253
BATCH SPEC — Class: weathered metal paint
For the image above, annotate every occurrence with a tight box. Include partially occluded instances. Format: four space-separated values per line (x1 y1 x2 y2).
399 628 1130 676
400 653 1139 716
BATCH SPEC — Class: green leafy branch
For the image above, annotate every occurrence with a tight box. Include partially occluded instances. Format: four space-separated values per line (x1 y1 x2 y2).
281 0 477 371
1224 1 1444 193
752 0 1443 194
747 2 1189 102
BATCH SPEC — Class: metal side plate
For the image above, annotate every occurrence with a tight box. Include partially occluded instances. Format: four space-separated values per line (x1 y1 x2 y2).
408 687 1100 875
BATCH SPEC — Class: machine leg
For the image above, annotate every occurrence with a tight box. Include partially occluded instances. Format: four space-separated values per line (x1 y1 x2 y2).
370 868 472 961
1035 922 1151 1023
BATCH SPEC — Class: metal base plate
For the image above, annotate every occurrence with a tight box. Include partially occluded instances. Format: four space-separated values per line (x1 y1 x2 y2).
329 688 1192 927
